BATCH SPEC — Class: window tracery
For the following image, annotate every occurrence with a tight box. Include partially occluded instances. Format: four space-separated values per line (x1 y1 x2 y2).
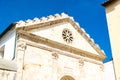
62 28 73 43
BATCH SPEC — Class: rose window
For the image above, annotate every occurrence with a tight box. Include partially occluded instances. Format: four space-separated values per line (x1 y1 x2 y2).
62 28 73 43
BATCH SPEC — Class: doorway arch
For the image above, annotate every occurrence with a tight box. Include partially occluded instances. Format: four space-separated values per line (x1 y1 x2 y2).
60 75 75 80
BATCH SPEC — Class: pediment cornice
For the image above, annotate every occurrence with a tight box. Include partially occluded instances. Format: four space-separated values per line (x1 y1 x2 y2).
17 30 106 61
16 13 106 60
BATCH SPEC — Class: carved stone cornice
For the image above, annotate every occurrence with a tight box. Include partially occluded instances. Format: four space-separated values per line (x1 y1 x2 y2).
24 39 103 65
15 13 69 28
17 30 105 61
16 15 106 60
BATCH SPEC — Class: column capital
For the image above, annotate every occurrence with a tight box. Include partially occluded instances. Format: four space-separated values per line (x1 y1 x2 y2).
17 40 27 51
79 57 84 66
52 52 59 59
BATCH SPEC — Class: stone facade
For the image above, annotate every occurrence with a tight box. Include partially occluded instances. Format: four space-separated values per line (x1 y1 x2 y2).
0 13 106 80
104 1 120 80
15 38 104 80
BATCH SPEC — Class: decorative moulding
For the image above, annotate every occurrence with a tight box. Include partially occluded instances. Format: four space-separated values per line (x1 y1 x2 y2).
16 13 70 28
15 13 106 59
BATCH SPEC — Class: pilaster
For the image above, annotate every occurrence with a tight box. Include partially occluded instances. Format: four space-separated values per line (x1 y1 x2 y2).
52 52 59 80
16 40 26 80
79 57 85 80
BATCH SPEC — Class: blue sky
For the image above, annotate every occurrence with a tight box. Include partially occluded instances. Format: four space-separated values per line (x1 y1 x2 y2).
0 0 112 62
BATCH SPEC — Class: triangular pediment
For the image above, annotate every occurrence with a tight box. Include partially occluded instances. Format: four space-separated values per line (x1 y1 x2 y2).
16 13 106 61
31 22 100 55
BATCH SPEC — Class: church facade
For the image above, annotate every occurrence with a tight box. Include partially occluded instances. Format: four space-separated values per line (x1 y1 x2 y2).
0 13 106 80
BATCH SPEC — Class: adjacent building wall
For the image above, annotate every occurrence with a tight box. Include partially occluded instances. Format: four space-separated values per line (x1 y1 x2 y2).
104 60 115 80
0 28 17 80
0 28 16 60
105 1 120 79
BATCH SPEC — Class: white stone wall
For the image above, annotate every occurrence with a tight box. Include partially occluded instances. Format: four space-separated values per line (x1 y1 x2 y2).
0 29 16 60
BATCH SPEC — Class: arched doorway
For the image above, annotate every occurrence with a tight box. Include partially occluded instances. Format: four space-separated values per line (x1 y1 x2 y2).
60 75 75 80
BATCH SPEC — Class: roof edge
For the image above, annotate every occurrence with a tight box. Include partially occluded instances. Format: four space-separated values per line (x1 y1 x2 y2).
102 0 117 7
0 23 16 39
15 13 72 28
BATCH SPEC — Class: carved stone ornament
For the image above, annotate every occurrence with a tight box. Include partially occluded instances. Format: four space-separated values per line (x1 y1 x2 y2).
52 52 59 59
99 64 104 71
79 58 84 66
17 41 27 51
62 28 73 43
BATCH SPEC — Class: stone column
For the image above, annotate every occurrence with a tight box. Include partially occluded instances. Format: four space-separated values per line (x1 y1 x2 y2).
16 40 26 80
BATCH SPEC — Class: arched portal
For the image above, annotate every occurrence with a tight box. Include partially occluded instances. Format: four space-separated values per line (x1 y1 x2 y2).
60 75 75 80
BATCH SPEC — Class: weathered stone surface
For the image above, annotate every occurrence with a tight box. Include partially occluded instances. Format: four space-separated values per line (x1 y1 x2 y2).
16 42 104 80
0 70 16 80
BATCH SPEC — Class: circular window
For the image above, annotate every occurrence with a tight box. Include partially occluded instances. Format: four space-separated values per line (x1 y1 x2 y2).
62 28 73 43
